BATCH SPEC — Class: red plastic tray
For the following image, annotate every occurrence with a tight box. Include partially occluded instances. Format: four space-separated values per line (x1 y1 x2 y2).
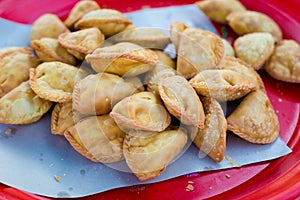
0 0 299 199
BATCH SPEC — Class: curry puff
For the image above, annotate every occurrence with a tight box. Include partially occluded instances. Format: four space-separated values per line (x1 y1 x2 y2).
75 9 133 37
234 32 275 70
196 0 246 24
30 61 88 102
110 27 170 49
86 42 158 77
227 11 282 42
0 49 41 98
265 39 300 83
58 28 105 60
65 115 125 163
31 38 77 65
227 90 279 144
189 69 257 101
30 14 69 41
0 81 52 124
73 73 137 115
110 91 171 132
177 28 224 78
64 0 100 29
190 97 227 162
158 75 205 128
169 20 188 51
123 128 187 181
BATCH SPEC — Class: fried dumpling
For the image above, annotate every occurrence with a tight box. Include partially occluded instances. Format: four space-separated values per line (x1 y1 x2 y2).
196 0 246 24
74 9 133 37
110 91 171 132
0 81 52 124
234 32 275 70
227 11 282 42
31 38 77 65
65 115 125 163
169 20 188 51
123 128 187 181
0 50 41 98
30 14 69 41
177 28 224 78
86 42 158 77
189 69 257 101
73 73 137 115
64 0 100 29
58 28 104 60
227 90 279 144
265 39 300 83
110 27 170 49
190 97 227 162
158 75 205 128
0 47 32 58
30 61 87 102
222 39 235 57
153 50 175 69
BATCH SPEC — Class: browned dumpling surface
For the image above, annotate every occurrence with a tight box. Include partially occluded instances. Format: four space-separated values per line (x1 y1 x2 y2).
158 75 205 128
30 14 69 41
222 39 235 57
74 9 133 37
110 91 171 132
58 28 104 60
234 32 275 70
30 61 87 102
177 28 224 78
169 20 188 52
123 128 187 181
265 40 300 83
191 97 227 162
0 81 52 124
65 115 125 163
227 11 282 42
196 0 246 24
189 69 257 101
64 0 100 29
0 50 41 98
111 27 170 49
51 102 86 135
153 50 175 69
73 73 137 115
0 47 32 58
31 38 76 65
227 90 279 144
86 42 158 77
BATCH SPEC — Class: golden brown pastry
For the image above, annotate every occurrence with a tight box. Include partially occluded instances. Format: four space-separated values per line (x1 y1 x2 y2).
123 128 187 181
110 91 171 132
227 90 279 144
0 81 52 124
153 50 176 69
191 96 227 162
123 76 145 92
265 39 300 83
189 69 257 101
64 0 100 29
222 39 235 57
0 47 32 58
227 11 282 42
110 27 170 49
234 32 275 70
86 42 158 77
51 102 87 135
169 20 188 52
73 73 137 115
74 9 133 37
196 0 246 24
58 28 104 60
0 50 41 98
30 61 88 102
158 75 205 128
31 38 77 65
30 14 69 41
65 115 125 163
177 28 224 78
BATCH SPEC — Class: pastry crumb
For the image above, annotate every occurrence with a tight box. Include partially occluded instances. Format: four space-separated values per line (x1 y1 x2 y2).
225 174 231 178
141 5 151 10
54 175 60 182
225 155 235 165
185 181 194 191
5 128 12 135
236 164 241 167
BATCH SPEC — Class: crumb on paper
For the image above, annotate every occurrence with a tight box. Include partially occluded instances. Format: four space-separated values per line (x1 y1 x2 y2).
225 174 231 179
63 173 67 177
236 164 241 167
225 155 235 166
185 181 194 192
141 5 151 10
204 165 211 169
188 181 194 184
54 175 60 182
5 128 12 135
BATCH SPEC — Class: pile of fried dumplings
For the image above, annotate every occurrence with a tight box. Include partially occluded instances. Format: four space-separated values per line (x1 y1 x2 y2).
0 0 299 181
